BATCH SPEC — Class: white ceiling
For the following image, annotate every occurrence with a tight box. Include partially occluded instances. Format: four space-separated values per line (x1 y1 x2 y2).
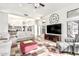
0 3 79 19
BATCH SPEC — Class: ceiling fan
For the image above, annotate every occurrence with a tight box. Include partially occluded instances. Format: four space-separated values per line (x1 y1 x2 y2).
32 3 45 9
34 3 45 8
24 3 45 18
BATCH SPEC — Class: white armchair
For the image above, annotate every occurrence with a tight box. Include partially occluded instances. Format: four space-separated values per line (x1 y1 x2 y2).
0 32 10 40
57 38 74 52
0 40 12 56
57 42 71 52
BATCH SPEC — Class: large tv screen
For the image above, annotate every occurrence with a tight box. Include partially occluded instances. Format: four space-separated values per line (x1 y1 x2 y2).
47 24 61 34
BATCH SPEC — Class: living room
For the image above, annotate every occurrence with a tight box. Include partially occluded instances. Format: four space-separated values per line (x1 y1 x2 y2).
1 3 79 56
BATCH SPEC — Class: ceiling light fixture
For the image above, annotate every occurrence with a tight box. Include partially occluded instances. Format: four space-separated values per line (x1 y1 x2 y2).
34 3 40 8
34 3 45 8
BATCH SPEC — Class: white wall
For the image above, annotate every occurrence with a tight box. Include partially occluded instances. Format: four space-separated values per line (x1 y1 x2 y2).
44 4 79 41
0 12 8 33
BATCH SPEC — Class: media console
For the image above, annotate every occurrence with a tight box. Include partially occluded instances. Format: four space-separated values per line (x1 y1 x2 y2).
44 34 61 42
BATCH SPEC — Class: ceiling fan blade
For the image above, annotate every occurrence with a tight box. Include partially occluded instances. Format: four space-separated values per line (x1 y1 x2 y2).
39 3 45 7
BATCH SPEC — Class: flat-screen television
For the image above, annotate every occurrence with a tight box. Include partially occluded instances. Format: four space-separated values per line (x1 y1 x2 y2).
47 24 61 34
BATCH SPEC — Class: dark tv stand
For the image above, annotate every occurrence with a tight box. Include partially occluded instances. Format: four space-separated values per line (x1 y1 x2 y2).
44 34 61 42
